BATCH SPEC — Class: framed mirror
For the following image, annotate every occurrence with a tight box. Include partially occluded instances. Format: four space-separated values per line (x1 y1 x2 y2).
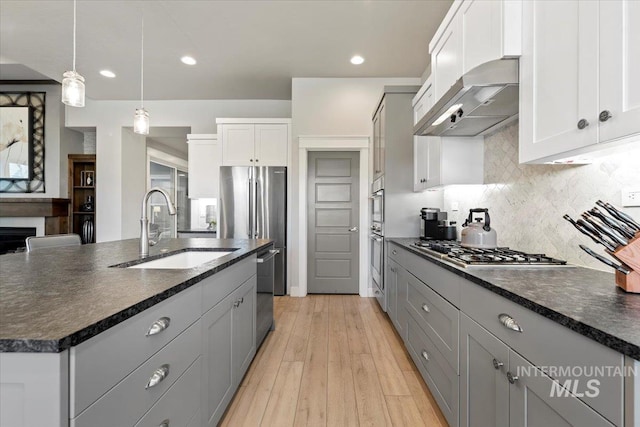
0 92 45 193
0 106 34 180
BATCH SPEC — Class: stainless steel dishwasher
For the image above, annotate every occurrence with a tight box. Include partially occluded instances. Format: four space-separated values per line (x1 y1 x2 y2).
256 247 278 348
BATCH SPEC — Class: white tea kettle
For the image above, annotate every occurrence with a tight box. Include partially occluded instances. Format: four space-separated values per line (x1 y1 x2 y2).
461 208 497 249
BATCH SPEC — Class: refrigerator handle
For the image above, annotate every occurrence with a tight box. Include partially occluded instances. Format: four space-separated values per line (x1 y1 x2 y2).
255 178 260 238
248 170 253 238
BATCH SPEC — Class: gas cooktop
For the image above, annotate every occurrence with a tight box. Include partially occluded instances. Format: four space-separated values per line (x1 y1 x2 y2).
411 240 567 268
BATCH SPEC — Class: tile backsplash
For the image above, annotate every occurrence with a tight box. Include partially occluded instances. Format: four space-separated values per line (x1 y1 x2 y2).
442 122 640 272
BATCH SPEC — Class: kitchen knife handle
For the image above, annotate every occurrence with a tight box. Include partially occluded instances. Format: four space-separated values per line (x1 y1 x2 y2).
589 208 636 240
564 215 617 252
597 200 640 231
581 213 628 247
579 245 630 274
577 219 619 250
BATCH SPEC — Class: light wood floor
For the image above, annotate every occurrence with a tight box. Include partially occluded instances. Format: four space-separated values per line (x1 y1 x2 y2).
220 295 448 426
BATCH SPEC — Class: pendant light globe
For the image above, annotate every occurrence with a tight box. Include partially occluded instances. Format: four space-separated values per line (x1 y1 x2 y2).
62 0 85 107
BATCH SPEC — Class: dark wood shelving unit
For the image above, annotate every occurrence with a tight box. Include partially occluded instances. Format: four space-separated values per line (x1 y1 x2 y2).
68 154 96 243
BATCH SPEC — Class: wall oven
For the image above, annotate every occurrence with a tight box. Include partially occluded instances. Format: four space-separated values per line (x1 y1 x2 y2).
370 177 386 311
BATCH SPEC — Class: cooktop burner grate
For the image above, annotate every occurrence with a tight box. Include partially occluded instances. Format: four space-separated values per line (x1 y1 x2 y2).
411 240 567 267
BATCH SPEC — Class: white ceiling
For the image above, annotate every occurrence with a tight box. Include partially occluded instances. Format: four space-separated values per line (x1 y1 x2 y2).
0 0 452 100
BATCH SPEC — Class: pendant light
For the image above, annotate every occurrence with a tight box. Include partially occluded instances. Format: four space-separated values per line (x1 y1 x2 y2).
134 16 149 135
62 0 85 107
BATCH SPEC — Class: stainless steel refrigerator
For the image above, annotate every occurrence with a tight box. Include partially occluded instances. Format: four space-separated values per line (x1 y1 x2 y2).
219 166 287 295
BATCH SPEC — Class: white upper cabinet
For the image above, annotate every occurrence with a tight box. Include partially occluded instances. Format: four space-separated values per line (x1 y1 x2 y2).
412 76 434 126
519 0 640 163
432 14 463 102
187 134 220 199
254 124 288 166
413 136 484 191
221 124 255 166
599 0 640 143
429 0 521 106
218 119 290 167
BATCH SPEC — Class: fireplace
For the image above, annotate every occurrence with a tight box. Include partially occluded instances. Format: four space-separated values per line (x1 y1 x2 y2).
0 227 36 254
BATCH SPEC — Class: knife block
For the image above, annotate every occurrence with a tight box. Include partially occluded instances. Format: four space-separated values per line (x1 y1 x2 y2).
612 233 640 273
615 270 640 293
612 232 640 293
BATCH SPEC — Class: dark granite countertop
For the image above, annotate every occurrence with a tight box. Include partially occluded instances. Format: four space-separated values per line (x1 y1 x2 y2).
177 229 217 234
0 238 272 353
388 238 640 361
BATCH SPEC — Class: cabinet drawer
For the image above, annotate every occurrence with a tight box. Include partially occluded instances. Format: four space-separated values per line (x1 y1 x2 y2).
135 357 201 427
201 255 256 313
460 282 624 426
406 314 459 427
72 320 201 427
70 284 201 417
405 272 459 372
389 243 462 306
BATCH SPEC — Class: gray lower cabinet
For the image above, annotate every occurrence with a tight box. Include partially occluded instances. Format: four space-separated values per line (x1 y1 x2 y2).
386 258 399 330
460 313 509 427
509 351 614 427
387 242 630 427
202 275 256 427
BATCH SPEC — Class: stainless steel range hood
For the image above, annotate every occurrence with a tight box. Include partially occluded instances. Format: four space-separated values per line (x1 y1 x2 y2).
414 59 519 137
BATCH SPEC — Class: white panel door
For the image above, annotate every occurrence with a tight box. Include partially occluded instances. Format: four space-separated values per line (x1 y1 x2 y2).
599 0 640 143
188 138 220 199
221 124 255 166
254 124 288 166
519 0 599 163
432 15 462 102
461 0 501 74
413 137 430 192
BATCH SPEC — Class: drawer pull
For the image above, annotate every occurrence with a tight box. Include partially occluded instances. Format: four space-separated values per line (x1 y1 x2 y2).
421 303 430 313
159 420 170 427
492 358 504 370
421 350 429 361
146 317 171 336
507 371 518 384
145 364 170 389
390 267 396 273
392 250 398 255
498 313 523 333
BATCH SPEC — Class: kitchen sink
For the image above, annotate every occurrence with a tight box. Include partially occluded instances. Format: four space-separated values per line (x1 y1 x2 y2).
124 249 237 269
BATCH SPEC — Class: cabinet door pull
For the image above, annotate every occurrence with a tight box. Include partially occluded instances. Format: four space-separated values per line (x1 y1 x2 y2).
599 110 613 122
146 317 171 337
145 364 170 389
498 313 523 332
421 303 430 313
492 358 504 370
507 371 518 384
421 350 430 361
233 300 241 308
392 249 398 255
250 159 254 162
159 420 170 427
577 118 589 130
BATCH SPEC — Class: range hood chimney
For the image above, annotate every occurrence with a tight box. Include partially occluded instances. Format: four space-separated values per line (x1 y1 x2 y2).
414 59 519 137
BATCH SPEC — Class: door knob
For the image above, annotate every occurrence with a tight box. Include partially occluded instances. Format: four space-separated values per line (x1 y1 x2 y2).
577 119 589 130
599 110 613 122
349 227 358 232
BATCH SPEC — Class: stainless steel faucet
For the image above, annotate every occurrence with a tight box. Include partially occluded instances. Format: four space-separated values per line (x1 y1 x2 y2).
140 187 177 256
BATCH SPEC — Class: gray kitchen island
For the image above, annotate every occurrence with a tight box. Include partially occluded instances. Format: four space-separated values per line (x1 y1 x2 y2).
0 238 273 427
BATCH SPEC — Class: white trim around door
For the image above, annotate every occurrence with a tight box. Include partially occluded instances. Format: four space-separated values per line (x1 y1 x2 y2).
296 136 370 297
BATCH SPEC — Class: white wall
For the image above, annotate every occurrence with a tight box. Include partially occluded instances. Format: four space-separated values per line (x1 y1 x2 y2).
66 99 291 242
290 77 424 294
121 128 147 239
0 84 83 199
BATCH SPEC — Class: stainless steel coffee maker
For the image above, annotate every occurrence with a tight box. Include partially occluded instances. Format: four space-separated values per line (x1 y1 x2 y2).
420 208 457 241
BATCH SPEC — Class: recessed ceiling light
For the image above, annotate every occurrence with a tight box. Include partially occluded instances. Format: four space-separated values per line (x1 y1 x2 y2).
350 55 365 65
181 56 197 65
99 70 116 78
